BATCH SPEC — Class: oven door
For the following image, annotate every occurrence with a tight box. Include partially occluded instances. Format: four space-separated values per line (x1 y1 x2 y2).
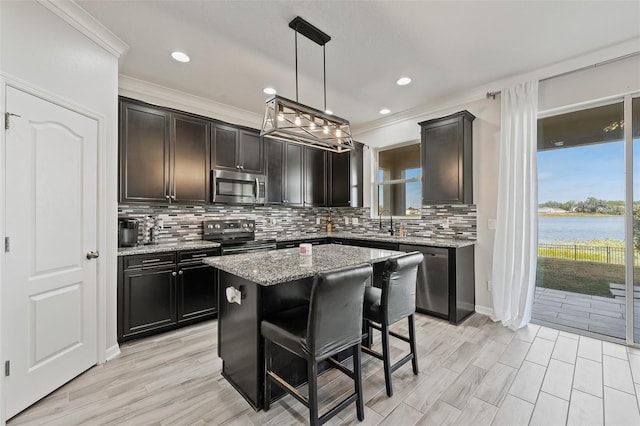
211 170 265 204
220 242 277 255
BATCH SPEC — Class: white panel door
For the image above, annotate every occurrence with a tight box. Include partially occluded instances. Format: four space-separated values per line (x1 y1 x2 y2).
4 86 98 419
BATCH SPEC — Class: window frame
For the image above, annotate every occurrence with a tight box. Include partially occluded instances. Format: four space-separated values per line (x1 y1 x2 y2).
371 140 422 219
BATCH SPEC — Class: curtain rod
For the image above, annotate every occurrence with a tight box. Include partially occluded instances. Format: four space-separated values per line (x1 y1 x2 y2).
486 50 640 100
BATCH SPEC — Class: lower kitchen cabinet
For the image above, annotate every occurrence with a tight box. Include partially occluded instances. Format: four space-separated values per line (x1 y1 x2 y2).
398 243 475 325
118 248 220 342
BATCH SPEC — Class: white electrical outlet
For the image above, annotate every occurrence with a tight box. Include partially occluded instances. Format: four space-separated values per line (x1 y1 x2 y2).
487 280 492 291
316 217 320 225
271 218 277 225
488 219 496 230
442 218 449 229
352 217 359 225
344 217 349 225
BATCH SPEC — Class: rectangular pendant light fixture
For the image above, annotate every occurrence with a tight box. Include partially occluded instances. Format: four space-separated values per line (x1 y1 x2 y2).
261 16 354 153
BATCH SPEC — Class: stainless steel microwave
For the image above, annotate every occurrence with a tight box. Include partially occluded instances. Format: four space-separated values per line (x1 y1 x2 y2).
211 169 266 204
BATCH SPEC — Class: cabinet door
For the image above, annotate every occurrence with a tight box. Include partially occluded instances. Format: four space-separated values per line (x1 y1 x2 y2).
303 146 326 206
239 130 263 174
172 114 210 204
265 138 284 204
329 151 350 207
350 142 364 208
119 101 170 203
422 120 460 204
399 244 449 318
212 124 239 171
121 266 176 339
177 263 217 323
285 143 303 206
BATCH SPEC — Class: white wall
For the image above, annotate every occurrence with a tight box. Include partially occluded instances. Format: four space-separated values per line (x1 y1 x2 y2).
0 2 120 420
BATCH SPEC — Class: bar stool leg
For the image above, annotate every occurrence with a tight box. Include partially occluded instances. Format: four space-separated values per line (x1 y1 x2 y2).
381 323 393 397
264 338 272 411
308 360 319 426
353 344 364 421
408 314 419 375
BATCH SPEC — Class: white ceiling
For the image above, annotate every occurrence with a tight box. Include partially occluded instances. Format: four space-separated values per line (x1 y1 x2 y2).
77 1 640 128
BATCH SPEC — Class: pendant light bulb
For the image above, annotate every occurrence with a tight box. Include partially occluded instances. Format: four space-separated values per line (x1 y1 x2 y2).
335 128 342 137
323 120 330 134
294 115 301 126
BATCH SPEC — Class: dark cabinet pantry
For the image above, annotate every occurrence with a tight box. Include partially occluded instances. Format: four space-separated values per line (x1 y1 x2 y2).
265 138 304 206
212 124 264 174
419 110 475 204
303 146 327 206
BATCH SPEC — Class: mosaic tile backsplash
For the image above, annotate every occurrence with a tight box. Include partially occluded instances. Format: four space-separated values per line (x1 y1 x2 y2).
118 204 476 245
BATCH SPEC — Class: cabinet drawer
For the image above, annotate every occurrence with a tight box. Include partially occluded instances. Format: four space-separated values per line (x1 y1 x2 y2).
123 252 176 270
178 249 220 263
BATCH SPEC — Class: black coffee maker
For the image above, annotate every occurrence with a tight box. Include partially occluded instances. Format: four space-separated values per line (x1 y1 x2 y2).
118 218 139 247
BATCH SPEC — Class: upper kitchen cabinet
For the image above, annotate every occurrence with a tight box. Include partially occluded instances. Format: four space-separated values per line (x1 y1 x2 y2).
119 100 170 203
328 141 364 207
303 146 327 207
419 111 475 204
212 124 264 174
265 138 303 206
119 98 210 204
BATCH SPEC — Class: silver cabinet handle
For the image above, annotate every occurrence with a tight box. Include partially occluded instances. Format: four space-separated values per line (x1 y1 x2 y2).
178 270 183 275
86 251 99 259
165 195 170 200
170 195 176 200
172 272 177 277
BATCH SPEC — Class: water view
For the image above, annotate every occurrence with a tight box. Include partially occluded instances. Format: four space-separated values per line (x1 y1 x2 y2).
538 215 624 242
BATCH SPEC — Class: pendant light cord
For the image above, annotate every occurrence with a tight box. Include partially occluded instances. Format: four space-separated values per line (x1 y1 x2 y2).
295 30 299 102
323 45 327 112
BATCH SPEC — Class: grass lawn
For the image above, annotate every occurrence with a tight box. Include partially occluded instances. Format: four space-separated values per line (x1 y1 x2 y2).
536 257 640 298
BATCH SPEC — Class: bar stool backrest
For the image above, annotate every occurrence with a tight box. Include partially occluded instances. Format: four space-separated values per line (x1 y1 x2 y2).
381 252 424 325
308 263 373 361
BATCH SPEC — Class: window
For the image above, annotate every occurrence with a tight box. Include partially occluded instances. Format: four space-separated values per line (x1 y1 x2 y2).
375 143 421 217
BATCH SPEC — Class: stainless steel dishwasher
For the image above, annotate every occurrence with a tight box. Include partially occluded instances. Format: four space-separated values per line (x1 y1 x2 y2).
399 245 449 318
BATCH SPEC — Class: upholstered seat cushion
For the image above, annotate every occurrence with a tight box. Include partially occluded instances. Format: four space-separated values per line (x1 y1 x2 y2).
261 305 311 359
363 286 383 323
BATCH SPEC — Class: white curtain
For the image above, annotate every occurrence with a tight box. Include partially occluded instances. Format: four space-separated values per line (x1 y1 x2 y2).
491 80 539 330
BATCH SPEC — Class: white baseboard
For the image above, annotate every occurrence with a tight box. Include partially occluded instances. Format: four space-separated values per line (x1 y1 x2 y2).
105 344 121 362
475 305 495 318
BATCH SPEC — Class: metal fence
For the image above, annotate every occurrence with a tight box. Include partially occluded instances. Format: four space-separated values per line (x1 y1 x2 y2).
538 243 640 266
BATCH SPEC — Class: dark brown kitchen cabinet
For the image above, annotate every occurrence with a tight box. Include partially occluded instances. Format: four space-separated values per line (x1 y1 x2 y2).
265 138 303 206
303 146 327 206
212 125 264 174
119 101 170 203
419 110 475 204
118 248 219 342
119 98 210 204
329 151 350 207
350 142 364 208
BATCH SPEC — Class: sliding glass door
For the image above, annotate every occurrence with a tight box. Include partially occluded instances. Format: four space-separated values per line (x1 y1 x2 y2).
535 102 627 339
632 97 640 343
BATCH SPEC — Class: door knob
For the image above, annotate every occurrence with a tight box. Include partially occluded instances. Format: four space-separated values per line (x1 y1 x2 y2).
86 251 99 259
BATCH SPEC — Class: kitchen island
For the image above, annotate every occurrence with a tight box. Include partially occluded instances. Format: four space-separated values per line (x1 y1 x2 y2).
203 244 404 410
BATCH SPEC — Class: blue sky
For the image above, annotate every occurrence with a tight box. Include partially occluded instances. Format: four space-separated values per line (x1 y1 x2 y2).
538 140 640 203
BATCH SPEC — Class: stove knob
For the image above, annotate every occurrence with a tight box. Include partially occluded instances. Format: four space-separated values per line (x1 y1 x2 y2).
207 224 214 229
249 223 254 228
242 223 248 228
214 224 221 229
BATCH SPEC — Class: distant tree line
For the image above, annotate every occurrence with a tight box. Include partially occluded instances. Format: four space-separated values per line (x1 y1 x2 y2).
540 197 624 215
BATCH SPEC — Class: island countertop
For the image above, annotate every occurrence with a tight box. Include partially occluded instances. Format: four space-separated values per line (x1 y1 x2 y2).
202 243 403 286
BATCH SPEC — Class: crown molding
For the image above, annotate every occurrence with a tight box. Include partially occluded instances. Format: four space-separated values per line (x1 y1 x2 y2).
119 75 263 129
353 37 640 137
38 0 129 58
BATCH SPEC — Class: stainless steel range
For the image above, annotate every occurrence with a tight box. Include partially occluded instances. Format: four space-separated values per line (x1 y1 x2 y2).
203 219 276 255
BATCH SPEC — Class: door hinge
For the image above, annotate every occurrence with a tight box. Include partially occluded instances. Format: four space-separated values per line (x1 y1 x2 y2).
5 237 9 253
4 360 9 377
5 112 21 130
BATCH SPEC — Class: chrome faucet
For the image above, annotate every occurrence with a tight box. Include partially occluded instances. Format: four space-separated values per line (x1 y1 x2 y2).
379 210 394 236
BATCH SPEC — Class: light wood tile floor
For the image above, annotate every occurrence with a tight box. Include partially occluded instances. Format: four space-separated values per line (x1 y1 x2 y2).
8 314 640 425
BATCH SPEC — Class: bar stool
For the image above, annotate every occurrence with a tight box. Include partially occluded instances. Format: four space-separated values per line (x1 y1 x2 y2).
362 252 424 397
261 263 373 426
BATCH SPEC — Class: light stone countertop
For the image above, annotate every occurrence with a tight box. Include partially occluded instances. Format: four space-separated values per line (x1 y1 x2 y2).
117 240 221 256
276 231 476 248
202 243 403 286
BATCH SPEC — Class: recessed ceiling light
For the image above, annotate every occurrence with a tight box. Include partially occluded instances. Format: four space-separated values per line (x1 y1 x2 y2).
171 51 190 63
396 77 411 86
263 87 277 95
379 108 391 115
325 109 333 115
